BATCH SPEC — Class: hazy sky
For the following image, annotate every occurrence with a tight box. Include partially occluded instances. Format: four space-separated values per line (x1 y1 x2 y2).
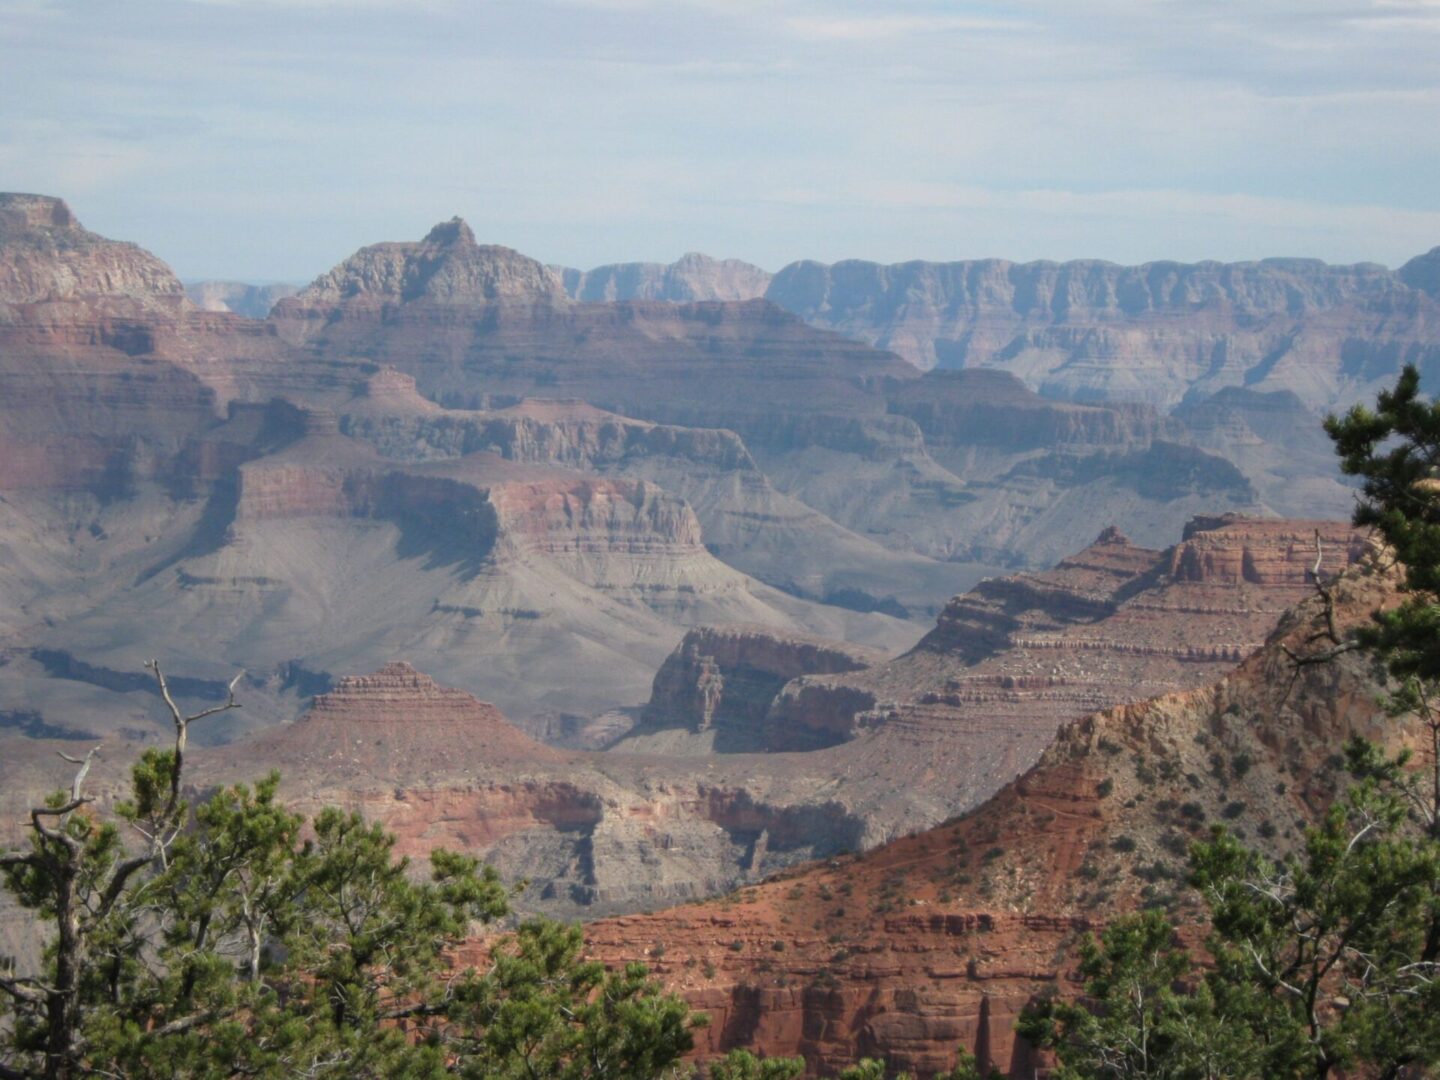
2 0 1438 281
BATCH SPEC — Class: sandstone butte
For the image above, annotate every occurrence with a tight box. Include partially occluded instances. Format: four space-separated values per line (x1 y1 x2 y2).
574 558 1407 1078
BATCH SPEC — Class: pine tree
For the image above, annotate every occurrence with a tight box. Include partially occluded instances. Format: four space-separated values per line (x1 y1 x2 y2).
0 664 701 1079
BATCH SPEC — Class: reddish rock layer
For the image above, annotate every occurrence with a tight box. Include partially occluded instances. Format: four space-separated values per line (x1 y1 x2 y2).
299 661 562 762
581 563 1404 1076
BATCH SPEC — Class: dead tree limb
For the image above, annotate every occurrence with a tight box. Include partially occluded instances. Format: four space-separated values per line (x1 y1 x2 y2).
1280 530 1360 702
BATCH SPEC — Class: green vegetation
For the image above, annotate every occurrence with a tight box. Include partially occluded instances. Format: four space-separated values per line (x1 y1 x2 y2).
707 1049 805 1080
0 666 700 1079
833 1048 997 1080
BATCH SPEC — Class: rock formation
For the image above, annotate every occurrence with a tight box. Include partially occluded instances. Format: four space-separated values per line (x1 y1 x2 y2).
733 517 1367 787
295 217 568 305
765 253 1440 413
1400 246 1440 298
640 626 886 744
557 252 772 303
0 193 189 307
0 201 931 739
580 560 1404 1076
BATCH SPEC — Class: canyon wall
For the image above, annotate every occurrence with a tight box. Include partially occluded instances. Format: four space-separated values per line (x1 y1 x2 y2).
764 253 1440 413
558 252 772 303
582 562 1402 1076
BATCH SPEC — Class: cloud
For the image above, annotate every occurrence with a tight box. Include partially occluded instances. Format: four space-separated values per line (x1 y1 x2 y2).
782 13 1029 41
0 0 1435 277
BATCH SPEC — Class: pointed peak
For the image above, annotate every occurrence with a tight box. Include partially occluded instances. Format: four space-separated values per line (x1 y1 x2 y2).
424 216 475 247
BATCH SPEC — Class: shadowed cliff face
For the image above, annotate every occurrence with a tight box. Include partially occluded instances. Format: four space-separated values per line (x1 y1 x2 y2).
764 253 1440 413
581 561 1405 1077
638 626 888 750
264 219 1283 573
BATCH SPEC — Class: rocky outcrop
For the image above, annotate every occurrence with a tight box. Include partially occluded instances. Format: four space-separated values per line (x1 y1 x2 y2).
486 477 705 557
0 194 189 307
271 296 916 447
270 221 917 444
232 416 707 561
581 562 1404 1076
1400 246 1440 298
764 517 1367 808
198 664 877 915
294 217 567 305
185 280 299 318
557 252 772 303
339 378 757 473
641 626 886 739
300 661 560 760
765 253 1440 412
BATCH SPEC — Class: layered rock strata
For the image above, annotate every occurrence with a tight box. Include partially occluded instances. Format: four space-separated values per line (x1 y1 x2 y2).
557 253 772 304
764 253 1440 412
580 562 1403 1076
753 517 1366 785
641 626 886 744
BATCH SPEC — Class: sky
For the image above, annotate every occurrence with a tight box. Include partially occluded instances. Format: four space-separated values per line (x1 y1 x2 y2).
1 0 1438 282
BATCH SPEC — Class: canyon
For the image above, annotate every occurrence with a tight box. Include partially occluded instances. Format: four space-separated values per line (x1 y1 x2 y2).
0 517 1370 930
1 193 1364 744
2 191 1437 1071
559 248 1440 419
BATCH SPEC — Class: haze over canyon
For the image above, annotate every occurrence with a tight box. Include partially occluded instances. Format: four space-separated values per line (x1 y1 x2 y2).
3 191 1438 1073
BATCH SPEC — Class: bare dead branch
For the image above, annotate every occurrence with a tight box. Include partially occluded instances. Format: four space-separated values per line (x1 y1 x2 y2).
29 798 92 848
1282 642 1360 667
1278 533 1362 705
58 746 99 805
144 660 242 826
